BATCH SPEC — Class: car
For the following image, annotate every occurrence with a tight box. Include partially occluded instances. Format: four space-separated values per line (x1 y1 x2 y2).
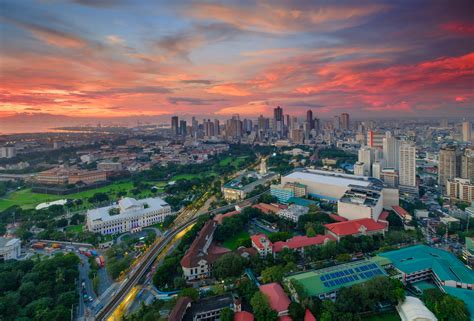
88 296 93 302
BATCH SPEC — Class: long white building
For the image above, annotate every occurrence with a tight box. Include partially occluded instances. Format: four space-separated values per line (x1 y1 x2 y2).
86 197 172 235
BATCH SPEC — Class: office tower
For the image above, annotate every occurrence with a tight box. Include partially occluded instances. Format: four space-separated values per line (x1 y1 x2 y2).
285 115 291 130
214 119 220 136
372 162 382 179
227 114 242 138
340 113 349 130
243 119 253 133
306 110 314 130
171 116 179 136
191 117 198 136
383 135 400 170
274 106 284 136
358 146 374 176
438 145 461 192
367 130 385 149
462 120 472 142
354 162 365 176
314 118 320 135
333 115 340 130
179 120 187 136
399 143 416 187
440 119 448 128
204 119 214 137
461 148 474 180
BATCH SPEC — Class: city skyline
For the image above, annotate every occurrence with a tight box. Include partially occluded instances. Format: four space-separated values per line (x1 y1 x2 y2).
0 0 473 130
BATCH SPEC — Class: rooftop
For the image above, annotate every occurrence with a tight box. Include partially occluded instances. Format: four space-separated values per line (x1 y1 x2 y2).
273 234 335 252
0 237 20 248
379 245 474 284
339 187 381 207
324 218 387 236
285 257 388 297
284 168 372 188
397 296 437 321
441 286 474 318
87 196 169 223
183 294 235 321
259 283 291 313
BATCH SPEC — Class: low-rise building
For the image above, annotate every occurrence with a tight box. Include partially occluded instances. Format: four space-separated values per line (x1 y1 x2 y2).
259 283 291 317
0 237 21 261
324 218 387 241
446 178 474 203
273 235 335 255
271 182 307 204
86 197 172 235
250 234 273 257
177 293 241 321
396 296 438 321
337 187 383 221
222 171 279 201
181 221 230 281
463 237 474 267
35 167 107 185
277 204 309 222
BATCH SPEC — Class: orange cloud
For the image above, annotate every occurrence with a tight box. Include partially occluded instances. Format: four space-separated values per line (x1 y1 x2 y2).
207 84 251 96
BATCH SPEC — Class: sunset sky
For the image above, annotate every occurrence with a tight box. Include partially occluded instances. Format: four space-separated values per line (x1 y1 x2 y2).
1 0 473 122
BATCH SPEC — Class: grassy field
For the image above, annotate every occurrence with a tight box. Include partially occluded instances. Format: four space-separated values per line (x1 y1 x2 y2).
0 180 159 211
219 156 248 167
222 230 250 250
362 312 401 321
65 224 83 233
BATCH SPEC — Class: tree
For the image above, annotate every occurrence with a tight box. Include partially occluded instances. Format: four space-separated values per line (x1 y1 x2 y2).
250 292 278 321
213 253 246 279
178 287 199 301
289 301 305 320
220 307 234 321
422 289 469 321
261 266 284 283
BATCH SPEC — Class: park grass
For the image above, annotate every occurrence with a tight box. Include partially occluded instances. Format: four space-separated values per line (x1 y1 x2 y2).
362 312 401 321
65 224 83 233
222 230 250 250
219 156 248 167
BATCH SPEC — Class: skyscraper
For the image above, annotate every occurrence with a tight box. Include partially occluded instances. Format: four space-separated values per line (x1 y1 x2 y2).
367 130 385 149
358 146 374 176
439 145 461 192
462 120 472 142
340 113 349 130
306 110 314 130
399 143 416 188
214 119 220 136
461 148 474 181
333 115 340 130
383 135 400 170
171 116 179 136
274 106 284 136
179 120 187 136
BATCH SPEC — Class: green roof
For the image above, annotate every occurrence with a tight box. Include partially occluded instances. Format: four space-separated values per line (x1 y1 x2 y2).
412 280 437 291
441 286 474 318
285 258 387 297
379 245 474 284
287 197 318 207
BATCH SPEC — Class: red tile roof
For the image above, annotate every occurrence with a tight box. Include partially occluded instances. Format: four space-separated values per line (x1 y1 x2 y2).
252 203 282 214
259 283 291 313
324 218 387 236
378 211 390 221
304 309 316 321
273 235 335 253
251 234 272 250
214 210 240 224
235 311 254 321
328 213 348 222
168 297 192 321
180 221 220 268
392 206 410 218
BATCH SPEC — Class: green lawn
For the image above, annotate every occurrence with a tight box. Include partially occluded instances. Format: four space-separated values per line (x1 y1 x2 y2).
362 312 401 321
171 172 217 181
222 230 250 250
65 224 83 233
219 156 248 167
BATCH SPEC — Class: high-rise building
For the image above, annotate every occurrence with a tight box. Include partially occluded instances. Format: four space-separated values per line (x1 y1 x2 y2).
0 146 16 159
227 114 242 139
204 119 214 137
243 119 253 133
383 135 400 170
333 115 340 130
171 116 179 136
179 120 187 136
372 162 382 179
358 147 374 176
214 119 220 136
381 168 399 188
191 117 198 136
399 143 416 188
461 148 474 181
354 162 365 176
462 120 472 142
274 106 284 136
438 145 461 192
306 110 314 130
340 113 349 130
367 131 385 149
314 118 320 135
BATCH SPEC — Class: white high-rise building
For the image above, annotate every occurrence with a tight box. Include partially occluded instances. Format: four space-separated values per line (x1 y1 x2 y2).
354 162 365 176
383 136 400 170
399 143 416 188
372 162 382 179
358 146 374 176
0 146 16 159
462 121 472 142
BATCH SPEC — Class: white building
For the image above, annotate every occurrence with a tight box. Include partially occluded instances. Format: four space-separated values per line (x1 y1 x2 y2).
354 162 365 176
358 147 374 176
0 146 16 159
383 136 400 170
0 237 21 261
399 143 416 188
396 296 437 321
372 162 382 179
337 187 384 221
86 197 172 235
